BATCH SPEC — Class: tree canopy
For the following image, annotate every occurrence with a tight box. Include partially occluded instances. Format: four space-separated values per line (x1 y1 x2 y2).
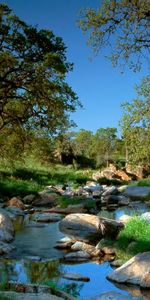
0 4 79 134
79 0 150 71
120 75 150 169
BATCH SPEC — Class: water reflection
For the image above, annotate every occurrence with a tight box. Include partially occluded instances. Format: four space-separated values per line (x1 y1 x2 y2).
98 202 149 220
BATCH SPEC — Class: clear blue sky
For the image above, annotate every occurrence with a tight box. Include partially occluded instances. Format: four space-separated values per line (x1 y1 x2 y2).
4 0 149 134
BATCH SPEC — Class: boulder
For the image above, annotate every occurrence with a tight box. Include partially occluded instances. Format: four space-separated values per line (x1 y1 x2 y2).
7 197 25 210
0 209 14 242
33 192 59 207
23 194 36 204
59 213 124 243
32 212 61 223
107 252 150 287
124 186 150 200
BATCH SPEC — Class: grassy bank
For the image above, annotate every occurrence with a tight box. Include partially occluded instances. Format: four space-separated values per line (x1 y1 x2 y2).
104 217 150 262
0 161 92 199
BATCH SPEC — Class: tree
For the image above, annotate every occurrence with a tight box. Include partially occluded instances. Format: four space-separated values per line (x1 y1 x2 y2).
79 0 150 70
93 127 117 167
120 76 150 171
0 4 79 134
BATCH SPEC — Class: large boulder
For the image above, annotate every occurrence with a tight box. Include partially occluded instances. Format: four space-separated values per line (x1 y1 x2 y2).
59 213 124 243
0 209 14 242
107 252 150 287
124 186 150 200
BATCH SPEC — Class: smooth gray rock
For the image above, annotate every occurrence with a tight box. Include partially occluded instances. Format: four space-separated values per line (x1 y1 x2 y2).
107 252 150 286
64 251 90 261
0 209 14 242
59 213 124 243
62 272 90 282
124 186 150 200
32 212 61 223
0 292 64 300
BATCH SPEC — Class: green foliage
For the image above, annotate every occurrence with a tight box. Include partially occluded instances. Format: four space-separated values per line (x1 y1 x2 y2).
114 217 150 261
97 177 127 186
58 196 83 208
120 76 150 171
0 162 92 199
79 0 150 71
0 4 79 133
136 179 150 187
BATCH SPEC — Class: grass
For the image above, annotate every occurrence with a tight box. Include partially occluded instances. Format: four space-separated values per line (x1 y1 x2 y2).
107 217 150 262
136 179 150 186
0 161 92 199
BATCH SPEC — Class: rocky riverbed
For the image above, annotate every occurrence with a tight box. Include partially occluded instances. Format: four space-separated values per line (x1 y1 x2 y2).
0 181 150 299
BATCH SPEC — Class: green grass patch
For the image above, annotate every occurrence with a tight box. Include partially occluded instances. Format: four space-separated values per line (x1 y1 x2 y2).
136 179 150 187
97 177 128 186
58 196 83 208
112 217 150 262
0 162 92 199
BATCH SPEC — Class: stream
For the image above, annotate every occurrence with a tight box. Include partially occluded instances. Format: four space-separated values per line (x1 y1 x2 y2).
0 202 150 299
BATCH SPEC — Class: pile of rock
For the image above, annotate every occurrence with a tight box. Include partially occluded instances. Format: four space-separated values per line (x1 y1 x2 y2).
92 164 132 181
57 213 123 262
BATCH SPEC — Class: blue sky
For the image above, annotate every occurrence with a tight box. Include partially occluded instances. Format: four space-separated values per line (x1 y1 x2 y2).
4 0 149 134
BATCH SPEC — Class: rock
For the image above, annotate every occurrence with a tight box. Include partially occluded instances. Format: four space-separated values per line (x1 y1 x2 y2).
0 292 64 300
89 291 142 300
0 241 15 254
115 170 131 181
140 212 150 223
92 164 132 182
124 186 150 200
118 214 133 224
6 206 24 218
0 209 14 242
55 237 74 249
92 190 103 198
107 252 150 287
140 272 150 288
33 192 59 207
7 197 25 210
49 204 87 214
62 272 90 282
59 213 124 244
102 186 119 197
117 195 130 206
23 194 36 204
71 241 102 257
32 212 61 223
110 259 124 267
64 251 90 262
101 246 116 255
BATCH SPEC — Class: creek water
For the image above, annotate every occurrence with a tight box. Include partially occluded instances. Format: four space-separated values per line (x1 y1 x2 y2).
1 203 150 299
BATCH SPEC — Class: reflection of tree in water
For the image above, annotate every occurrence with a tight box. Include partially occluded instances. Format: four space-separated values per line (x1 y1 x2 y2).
25 260 61 283
60 282 84 298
